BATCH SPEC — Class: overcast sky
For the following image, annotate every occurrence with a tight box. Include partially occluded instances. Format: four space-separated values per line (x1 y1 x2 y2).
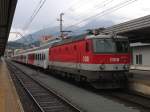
9 0 150 41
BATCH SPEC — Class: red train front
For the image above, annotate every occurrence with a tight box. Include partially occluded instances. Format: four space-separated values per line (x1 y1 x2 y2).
49 33 131 89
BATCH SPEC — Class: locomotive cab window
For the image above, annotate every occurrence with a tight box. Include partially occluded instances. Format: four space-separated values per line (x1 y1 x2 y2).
93 39 116 53
93 38 129 53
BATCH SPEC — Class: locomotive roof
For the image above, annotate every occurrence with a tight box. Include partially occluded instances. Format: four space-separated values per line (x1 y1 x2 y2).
52 34 128 47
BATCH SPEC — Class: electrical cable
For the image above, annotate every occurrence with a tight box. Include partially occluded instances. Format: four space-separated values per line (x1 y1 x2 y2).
64 0 138 31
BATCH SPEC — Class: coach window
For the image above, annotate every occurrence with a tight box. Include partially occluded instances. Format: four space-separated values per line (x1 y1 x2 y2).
40 54 42 60
42 54 44 60
36 54 37 60
38 54 40 60
44 54 45 60
41 54 43 60
43 54 44 60
85 42 89 52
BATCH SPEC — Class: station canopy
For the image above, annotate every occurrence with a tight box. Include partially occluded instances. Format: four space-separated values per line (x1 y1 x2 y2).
0 0 17 56
105 15 150 43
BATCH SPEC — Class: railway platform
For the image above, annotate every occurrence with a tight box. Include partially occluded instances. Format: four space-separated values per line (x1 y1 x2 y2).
129 69 150 96
0 58 23 112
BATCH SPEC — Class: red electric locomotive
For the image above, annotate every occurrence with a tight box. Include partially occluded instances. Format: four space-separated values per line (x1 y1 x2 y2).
49 32 131 89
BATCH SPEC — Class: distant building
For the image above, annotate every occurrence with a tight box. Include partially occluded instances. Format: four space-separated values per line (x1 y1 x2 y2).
40 35 55 45
4 49 14 58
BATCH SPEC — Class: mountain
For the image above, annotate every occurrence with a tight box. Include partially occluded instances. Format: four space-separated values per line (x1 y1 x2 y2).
9 19 114 49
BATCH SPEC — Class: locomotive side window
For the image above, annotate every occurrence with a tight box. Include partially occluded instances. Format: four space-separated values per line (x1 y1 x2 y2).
74 45 76 50
85 42 89 52
116 41 129 53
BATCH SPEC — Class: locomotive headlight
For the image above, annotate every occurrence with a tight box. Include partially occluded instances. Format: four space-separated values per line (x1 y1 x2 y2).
123 65 129 70
100 64 105 70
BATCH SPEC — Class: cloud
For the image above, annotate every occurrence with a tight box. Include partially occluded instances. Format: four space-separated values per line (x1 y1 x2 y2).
9 0 150 41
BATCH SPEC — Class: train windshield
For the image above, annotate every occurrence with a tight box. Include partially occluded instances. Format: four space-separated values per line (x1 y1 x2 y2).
93 38 129 53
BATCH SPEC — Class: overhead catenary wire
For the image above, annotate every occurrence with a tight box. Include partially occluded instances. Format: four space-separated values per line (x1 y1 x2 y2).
40 0 116 36
65 0 114 16
41 0 114 30
23 0 46 33
64 0 138 31
17 0 47 46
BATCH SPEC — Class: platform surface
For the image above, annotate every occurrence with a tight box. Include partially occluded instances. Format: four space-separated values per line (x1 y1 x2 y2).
0 58 23 112
129 70 150 96
130 70 150 85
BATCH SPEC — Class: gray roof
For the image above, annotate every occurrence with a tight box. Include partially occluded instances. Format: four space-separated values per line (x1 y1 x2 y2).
104 15 150 43
130 43 150 47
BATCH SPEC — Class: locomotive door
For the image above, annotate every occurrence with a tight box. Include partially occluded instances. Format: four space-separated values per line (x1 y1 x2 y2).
76 43 81 72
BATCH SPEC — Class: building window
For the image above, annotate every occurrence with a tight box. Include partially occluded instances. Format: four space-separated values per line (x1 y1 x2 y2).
139 54 142 64
136 54 142 65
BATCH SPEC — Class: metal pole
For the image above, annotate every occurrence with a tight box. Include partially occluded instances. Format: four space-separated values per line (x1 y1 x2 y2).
59 13 64 38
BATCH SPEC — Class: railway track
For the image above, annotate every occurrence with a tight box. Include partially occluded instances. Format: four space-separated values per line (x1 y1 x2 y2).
7 61 82 112
8 61 150 111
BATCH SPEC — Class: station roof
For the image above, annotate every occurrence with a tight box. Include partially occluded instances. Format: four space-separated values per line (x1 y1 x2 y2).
0 0 17 56
105 15 150 43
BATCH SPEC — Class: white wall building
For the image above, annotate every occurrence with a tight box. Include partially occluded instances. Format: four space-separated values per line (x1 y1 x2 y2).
131 43 150 70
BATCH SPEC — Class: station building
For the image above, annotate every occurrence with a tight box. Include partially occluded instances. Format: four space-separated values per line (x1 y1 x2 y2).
131 43 150 70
